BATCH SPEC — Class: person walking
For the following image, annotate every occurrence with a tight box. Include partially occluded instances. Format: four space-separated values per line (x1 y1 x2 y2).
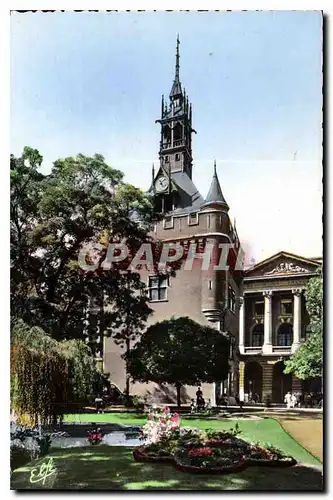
95 394 104 414
102 386 110 407
196 386 205 410
190 399 196 414
284 391 292 409
291 393 297 408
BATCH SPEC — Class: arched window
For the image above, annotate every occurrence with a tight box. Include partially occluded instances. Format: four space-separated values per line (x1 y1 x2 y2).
277 323 293 346
163 125 171 145
252 324 264 347
173 122 183 140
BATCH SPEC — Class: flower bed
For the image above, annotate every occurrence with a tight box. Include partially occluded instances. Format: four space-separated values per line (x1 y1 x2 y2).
133 445 174 464
173 446 247 474
132 408 297 473
206 437 249 449
246 445 297 467
244 445 273 465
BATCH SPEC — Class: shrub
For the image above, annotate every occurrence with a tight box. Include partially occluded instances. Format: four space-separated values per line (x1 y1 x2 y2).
36 434 52 456
205 423 241 440
10 444 32 471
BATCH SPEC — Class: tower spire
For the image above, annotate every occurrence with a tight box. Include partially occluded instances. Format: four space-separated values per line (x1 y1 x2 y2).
175 33 180 81
170 34 182 98
156 35 194 183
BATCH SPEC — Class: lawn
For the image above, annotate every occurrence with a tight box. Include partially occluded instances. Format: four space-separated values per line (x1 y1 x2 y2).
64 413 321 466
11 414 323 491
11 445 323 491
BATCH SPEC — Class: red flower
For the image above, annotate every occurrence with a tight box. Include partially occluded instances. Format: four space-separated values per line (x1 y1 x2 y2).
88 431 103 442
159 418 167 425
189 447 213 457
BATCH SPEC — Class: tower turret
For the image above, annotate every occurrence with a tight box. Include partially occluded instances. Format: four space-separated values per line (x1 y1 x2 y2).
155 35 195 180
202 160 229 211
200 161 230 234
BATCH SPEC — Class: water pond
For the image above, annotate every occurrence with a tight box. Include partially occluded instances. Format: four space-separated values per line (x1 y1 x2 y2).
49 422 142 449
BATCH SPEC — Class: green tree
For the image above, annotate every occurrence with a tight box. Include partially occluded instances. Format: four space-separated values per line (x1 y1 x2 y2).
126 317 230 407
284 269 323 380
11 147 45 308
11 319 98 424
11 149 158 347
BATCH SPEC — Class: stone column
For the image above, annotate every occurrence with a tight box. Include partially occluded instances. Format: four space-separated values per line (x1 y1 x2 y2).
239 297 245 354
292 289 302 353
261 362 273 403
239 361 245 402
262 290 273 354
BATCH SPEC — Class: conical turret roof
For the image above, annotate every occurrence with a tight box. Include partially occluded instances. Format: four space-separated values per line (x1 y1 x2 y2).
202 161 229 210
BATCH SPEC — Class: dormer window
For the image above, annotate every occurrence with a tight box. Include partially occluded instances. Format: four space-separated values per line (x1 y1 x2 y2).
163 216 174 229
188 212 198 226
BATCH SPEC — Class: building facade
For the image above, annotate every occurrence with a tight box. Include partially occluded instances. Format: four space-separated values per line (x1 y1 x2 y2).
103 37 242 405
239 252 322 403
103 38 322 405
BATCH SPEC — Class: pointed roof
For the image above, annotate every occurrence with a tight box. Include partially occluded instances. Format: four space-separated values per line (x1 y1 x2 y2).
170 34 182 98
202 161 229 210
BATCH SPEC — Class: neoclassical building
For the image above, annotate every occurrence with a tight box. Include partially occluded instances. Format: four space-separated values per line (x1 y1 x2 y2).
102 38 322 405
238 252 322 403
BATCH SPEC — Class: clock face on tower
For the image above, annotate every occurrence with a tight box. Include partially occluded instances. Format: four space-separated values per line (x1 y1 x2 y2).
155 175 169 193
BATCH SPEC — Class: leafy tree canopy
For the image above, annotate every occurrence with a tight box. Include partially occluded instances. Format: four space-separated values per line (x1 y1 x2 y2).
126 317 230 406
11 148 161 345
284 268 323 380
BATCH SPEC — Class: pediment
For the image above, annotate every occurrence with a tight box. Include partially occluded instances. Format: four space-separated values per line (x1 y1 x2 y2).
245 251 320 278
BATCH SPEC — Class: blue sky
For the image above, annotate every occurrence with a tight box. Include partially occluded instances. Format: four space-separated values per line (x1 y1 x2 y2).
10 11 323 262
